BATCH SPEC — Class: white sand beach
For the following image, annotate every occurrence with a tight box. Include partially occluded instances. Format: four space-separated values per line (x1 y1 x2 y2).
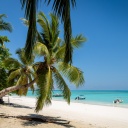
1 96 128 128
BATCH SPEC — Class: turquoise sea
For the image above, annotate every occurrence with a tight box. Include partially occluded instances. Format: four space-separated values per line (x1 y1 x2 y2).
26 90 128 108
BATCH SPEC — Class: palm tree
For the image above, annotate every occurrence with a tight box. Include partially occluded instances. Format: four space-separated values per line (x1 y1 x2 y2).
0 36 10 47
0 14 12 68
0 14 13 103
0 12 86 113
4 48 36 96
33 12 86 112
0 14 12 67
20 0 76 64
0 14 12 32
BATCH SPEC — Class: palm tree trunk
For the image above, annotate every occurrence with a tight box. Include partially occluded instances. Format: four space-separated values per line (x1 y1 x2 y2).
0 78 37 98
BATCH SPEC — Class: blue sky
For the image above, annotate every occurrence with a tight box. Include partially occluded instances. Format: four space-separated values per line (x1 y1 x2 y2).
0 0 128 90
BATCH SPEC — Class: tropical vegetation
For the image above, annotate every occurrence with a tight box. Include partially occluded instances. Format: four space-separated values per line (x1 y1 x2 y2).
33 12 85 112
0 13 12 68
0 14 12 32
20 0 76 64
0 12 86 113
0 14 12 102
4 49 35 96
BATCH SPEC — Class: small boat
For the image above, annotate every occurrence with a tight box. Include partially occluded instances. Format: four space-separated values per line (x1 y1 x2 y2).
113 99 123 104
52 93 63 97
75 95 86 100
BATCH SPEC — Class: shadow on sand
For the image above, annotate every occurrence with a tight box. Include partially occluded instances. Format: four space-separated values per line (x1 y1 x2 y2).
3 103 33 109
0 104 75 128
22 114 74 128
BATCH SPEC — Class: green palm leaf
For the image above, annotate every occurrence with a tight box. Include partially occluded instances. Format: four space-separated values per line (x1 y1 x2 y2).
0 36 10 47
4 58 22 69
16 75 28 96
16 48 35 65
21 18 29 26
28 74 35 93
34 42 50 63
0 14 12 32
44 70 53 106
37 12 52 45
55 34 86 61
71 34 86 48
35 67 52 112
0 20 12 32
52 67 71 103
52 37 61 52
0 14 7 19
21 0 37 60
21 0 76 63
58 62 85 87
8 69 21 82
37 12 60 57
45 0 76 64
49 13 60 48
16 74 28 86
55 44 65 61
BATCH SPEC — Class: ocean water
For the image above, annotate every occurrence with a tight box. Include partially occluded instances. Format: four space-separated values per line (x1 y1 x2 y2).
26 90 128 108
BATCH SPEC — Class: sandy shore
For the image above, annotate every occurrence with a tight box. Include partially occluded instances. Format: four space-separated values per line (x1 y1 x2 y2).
1 96 128 128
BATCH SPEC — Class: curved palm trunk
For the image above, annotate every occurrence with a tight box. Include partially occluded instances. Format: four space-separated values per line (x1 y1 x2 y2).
0 78 37 98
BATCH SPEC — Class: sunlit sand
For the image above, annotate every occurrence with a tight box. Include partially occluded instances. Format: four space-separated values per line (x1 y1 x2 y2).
0 96 128 128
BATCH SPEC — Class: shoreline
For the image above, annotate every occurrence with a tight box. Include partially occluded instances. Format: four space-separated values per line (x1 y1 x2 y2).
21 94 128 109
52 98 128 109
1 95 128 128
27 90 128 109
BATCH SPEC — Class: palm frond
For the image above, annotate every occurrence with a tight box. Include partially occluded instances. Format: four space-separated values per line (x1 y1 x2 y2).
49 13 60 48
32 62 40 72
71 34 86 48
44 70 53 106
37 12 52 45
52 36 61 53
45 0 76 64
16 75 28 96
16 49 27 65
0 36 10 47
34 42 50 63
16 48 35 65
0 14 7 19
50 13 59 35
20 0 37 60
45 0 76 8
0 20 12 32
20 0 40 18
28 74 35 93
0 14 12 32
8 69 21 82
54 44 65 61
37 12 60 56
7 78 15 87
58 62 85 87
28 67 37 77
52 67 71 103
35 67 52 112
55 34 86 61
4 58 22 69
0 36 10 42
21 18 29 26
36 30 44 43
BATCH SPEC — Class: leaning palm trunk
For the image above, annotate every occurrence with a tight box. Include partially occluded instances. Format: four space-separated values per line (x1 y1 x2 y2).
0 78 37 98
